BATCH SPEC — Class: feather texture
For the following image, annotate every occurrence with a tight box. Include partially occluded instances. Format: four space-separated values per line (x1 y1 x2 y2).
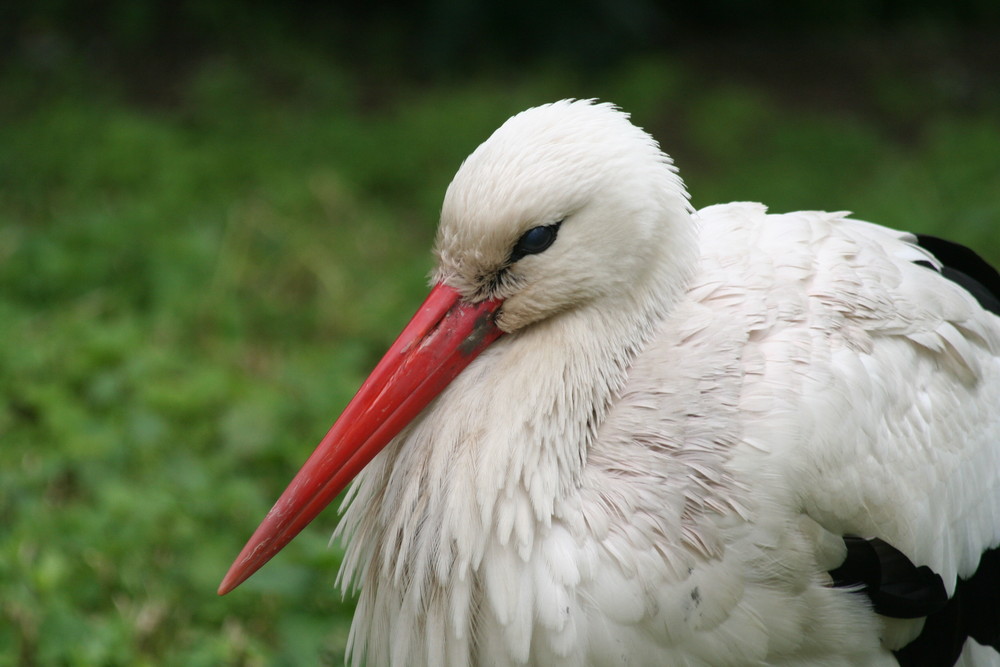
327 101 1000 666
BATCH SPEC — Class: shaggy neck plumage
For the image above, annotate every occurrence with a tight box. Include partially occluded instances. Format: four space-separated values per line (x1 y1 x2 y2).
334 217 697 664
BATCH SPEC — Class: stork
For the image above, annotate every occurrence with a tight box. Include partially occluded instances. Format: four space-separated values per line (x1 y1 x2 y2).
220 100 1000 666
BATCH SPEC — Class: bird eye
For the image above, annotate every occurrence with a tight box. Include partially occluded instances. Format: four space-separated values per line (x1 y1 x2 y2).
510 221 562 263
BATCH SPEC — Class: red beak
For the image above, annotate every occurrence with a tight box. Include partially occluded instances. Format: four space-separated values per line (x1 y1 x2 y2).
218 283 504 595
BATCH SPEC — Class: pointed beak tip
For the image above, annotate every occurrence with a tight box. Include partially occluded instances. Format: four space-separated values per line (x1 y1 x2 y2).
217 564 244 596
218 284 504 593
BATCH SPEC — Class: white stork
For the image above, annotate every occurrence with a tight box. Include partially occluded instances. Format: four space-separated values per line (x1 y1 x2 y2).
219 100 1000 666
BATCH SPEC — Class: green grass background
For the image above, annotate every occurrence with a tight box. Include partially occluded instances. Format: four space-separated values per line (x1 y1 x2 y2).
2 18 999 667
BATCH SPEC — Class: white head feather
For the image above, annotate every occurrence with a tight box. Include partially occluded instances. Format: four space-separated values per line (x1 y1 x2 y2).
434 99 696 332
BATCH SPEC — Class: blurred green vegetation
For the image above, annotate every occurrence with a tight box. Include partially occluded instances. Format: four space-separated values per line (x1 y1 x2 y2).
2 5 1000 666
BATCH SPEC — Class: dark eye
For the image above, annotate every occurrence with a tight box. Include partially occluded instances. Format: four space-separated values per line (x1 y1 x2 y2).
509 221 562 263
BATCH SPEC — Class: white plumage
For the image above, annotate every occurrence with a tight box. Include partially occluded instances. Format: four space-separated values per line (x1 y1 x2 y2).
222 100 1000 666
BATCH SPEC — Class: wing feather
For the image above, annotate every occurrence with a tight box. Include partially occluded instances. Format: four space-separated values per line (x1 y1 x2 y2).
694 204 1000 590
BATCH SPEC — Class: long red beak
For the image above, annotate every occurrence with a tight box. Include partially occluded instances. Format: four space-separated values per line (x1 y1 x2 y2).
218 283 504 595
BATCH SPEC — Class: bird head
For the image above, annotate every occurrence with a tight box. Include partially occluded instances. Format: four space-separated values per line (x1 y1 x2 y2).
218 100 693 595
435 99 690 332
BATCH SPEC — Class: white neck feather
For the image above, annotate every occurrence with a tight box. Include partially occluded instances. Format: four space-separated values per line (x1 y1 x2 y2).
335 218 698 664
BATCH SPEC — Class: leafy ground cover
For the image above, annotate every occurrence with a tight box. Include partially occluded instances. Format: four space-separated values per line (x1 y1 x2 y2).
2 35 998 665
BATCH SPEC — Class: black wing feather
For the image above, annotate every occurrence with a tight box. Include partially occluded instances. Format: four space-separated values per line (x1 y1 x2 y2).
915 234 1000 316
830 539 1000 666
